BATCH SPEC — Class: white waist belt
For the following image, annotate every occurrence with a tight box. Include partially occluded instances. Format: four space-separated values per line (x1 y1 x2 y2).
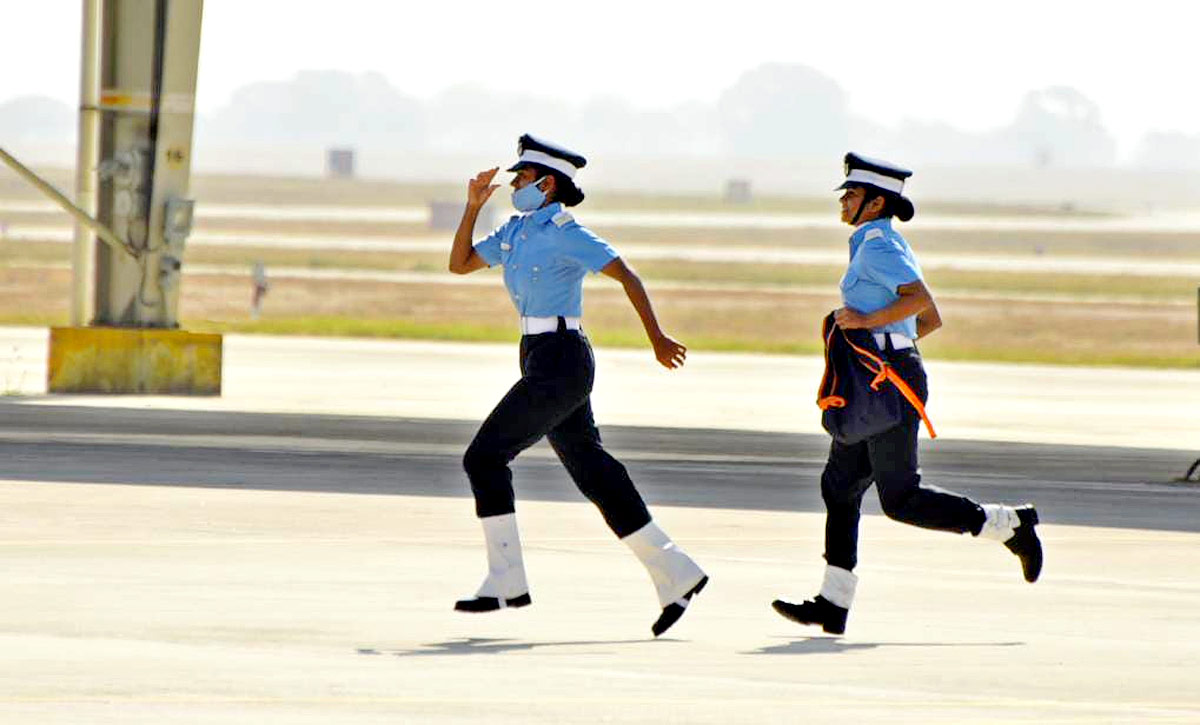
520 316 582 335
874 332 915 350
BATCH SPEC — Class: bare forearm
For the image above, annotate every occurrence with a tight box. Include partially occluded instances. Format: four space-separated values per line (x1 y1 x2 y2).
862 293 929 329
915 302 942 339
600 257 686 368
857 279 938 332
621 271 665 341
451 168 500 274
448 203 483 274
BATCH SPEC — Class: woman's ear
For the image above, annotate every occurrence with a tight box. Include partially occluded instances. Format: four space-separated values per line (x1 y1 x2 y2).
541 174 558 200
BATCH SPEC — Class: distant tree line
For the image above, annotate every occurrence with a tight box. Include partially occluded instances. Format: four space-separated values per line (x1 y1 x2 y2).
2 63 1197 170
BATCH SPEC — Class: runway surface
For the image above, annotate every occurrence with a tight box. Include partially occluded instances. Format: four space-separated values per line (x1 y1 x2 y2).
1 329 1198 722
0 403 1195 533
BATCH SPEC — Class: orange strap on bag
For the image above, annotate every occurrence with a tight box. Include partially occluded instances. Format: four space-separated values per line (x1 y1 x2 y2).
882 366 936 439
818 394 846 410
816 321 854 410
816 321 842 411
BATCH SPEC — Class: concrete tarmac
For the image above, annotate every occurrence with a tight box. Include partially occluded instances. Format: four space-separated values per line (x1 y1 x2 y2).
5 327 1198 451
1 328 1198 723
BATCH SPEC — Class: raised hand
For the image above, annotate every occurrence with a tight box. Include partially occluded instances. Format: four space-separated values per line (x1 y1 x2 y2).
467 167 501 208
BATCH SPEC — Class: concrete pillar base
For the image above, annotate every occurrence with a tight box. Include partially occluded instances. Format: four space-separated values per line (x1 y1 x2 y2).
47 326 222 395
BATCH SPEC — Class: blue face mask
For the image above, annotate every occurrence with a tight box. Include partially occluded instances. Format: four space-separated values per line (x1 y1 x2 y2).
511 176 547 212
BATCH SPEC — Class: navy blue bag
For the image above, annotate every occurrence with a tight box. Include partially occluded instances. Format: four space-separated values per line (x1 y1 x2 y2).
817 313 906 445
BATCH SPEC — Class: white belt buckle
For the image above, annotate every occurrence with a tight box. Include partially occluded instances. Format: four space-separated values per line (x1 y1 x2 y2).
520 316 581 335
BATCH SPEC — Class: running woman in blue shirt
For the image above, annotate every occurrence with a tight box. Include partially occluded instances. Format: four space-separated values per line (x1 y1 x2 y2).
448 134 707 637
772 153 1044 635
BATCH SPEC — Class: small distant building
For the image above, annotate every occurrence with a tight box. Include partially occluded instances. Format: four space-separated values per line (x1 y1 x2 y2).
724 178 753 204
1033 148 1053 169
326 147 356 178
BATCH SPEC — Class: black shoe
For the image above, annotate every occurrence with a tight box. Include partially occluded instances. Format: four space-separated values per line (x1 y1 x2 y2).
651 576 709 637
454 592 532 612
771 595 848 635
1004 505 1043 583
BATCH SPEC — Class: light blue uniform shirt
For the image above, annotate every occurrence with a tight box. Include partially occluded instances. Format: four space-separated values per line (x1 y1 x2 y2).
840 218 923 340
474 202 619 318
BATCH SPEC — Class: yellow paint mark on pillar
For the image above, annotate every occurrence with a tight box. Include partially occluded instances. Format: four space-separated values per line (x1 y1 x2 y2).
48 327 222 395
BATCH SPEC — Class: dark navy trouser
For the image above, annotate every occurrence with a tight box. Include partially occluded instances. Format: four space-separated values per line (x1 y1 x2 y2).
820 345 986 571
463 322 651 538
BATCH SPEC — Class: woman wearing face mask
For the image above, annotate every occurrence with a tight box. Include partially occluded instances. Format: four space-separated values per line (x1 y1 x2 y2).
447 134 708 637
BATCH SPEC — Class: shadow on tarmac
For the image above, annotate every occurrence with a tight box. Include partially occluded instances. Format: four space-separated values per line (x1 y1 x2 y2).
744 637 1025 656
2 402 1197 533
358 637 662 657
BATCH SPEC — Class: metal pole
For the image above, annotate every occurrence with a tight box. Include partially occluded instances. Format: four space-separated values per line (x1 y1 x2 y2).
0 147 137 260
72 0 103 326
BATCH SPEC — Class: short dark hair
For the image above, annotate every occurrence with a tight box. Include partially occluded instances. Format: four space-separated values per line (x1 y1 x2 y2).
857 186 914 222
529 163 585 207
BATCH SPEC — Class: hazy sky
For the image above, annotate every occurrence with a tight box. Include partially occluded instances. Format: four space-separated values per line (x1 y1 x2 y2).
4 1 1193 157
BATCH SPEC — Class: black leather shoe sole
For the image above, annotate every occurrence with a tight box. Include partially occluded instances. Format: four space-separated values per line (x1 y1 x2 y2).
651 575 709 637
1005 505 1043 583
454 592 532 612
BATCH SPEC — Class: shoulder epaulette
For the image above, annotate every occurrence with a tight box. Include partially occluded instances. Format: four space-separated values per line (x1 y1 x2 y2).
552 211 574 228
